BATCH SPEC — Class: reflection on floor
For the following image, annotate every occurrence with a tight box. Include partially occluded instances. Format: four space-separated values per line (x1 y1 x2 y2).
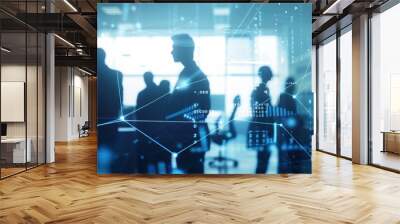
373 150 400 171
0 167 25 178
0 163 43 178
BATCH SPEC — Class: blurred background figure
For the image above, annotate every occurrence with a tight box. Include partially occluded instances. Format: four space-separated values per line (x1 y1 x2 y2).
277 77 298 173
97 48 124 121
277 77 297 113
97 48 134 173
136 71 163 173
159 80 170 96
155 80 172 173
277 77 310 173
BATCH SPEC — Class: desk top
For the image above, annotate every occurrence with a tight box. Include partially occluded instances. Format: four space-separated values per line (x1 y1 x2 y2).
1 138 28 143
381 131 400 134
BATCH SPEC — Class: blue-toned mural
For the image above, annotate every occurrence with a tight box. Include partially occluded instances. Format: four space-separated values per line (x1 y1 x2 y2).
97 3 313 174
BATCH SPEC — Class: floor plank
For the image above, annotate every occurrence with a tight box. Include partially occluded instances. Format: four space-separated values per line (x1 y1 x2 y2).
1 135 400 223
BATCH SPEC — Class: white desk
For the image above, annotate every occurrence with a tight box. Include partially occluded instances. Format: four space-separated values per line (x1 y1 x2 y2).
1 138 31 163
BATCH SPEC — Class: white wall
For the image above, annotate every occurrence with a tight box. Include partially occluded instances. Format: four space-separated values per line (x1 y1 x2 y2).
312 45 316 150
1 65 27 139
1 65 42 137
1 64 46 163
55 67 89 141
71 73 89 138
55 67 69 141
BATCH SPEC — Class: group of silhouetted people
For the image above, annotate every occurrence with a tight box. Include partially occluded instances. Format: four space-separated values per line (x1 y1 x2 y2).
98 33 311 174
249 66 311 173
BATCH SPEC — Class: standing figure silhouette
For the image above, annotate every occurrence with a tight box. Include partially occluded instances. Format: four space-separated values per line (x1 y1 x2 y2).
248 66 274 174
97 48 130 173
168 34 211 174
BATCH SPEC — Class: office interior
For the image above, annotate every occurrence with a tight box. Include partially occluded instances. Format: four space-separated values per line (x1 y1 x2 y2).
0 1 47 178
0 1 400 223
0 0 97 179
98 3 312 174
0 0 397 178
315 1 400 172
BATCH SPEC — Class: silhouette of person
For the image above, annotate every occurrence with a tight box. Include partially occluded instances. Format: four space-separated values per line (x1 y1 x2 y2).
168 34 211 174
276 77 310 173
158 80 171 121
136 71 163 173
248 66 274 174
277 114 311 173
136 72 163 122
159 80 170 95
277 77 297 114
97 48 133 173
97 48 124 121
276 77 297 173
155 80 172 173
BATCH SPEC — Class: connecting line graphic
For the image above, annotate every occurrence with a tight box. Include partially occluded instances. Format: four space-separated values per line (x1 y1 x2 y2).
99 117 311 159
279 126 311 158
295 98 313 117
235 119 311 159
97 119 124 127
176 75 208 89
229 3 267 37
175 119 235 155
124 119 208 124
282 92 313 117
123 92 171 118
122 76 210 118
122 120 174 154
102 57 311 159
97 118 208 128
121 119 234 156
285 65 311 90
258 64 312 106
116 71 124 116
237 4 265 38
229 3 257 36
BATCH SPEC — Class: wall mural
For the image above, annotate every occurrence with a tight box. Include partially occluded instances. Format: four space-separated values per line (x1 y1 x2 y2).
97 3 313 174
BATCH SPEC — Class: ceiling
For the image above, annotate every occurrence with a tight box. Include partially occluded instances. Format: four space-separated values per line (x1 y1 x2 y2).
0 0 391 75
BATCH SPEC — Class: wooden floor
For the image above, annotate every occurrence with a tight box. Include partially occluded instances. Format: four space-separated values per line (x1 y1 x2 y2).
1 135 400 223
1 167 26 178
373 150 400 171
